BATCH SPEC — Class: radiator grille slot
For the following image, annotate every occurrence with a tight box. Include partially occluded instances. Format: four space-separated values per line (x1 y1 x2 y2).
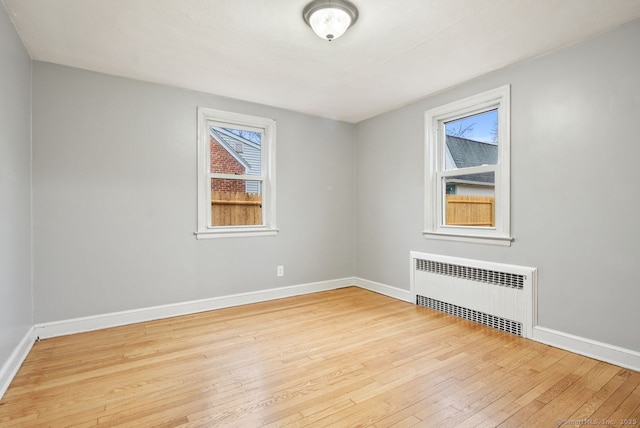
416 259 524 290
417 295 522 336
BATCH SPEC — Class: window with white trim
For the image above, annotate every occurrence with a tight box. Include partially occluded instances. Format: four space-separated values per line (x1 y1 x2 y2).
424 85 512 245
196 108 277 239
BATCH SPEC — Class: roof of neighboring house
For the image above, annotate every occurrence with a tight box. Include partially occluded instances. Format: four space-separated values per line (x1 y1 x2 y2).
210 127 261 172
446 136 497 168
445 136 497 185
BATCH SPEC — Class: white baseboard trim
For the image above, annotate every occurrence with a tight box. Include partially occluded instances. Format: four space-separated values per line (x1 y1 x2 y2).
532 326 640 372
35 278 355 340
354 277 412 303
0 326 35 400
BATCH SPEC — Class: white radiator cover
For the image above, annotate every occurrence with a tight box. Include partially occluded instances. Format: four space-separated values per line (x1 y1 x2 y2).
410 251 537 338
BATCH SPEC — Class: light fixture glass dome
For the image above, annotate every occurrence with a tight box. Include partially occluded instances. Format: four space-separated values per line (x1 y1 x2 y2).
309 8 352 41
303 0 359 42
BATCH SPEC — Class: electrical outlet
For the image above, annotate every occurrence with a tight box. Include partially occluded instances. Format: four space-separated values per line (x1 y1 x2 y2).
277 266 284 277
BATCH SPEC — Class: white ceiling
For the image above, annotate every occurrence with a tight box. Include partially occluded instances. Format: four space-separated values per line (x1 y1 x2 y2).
4 0 640 123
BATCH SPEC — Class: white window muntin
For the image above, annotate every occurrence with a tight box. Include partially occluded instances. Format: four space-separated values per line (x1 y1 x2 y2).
424 85 512 245
196 107 277 239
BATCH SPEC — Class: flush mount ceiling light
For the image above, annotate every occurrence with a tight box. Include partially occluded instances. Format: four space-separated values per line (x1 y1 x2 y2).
303 0 359 42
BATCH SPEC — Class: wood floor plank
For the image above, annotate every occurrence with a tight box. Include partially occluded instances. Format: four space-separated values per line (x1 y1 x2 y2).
587 371 640 424
454 354 592 427
0 287 638 427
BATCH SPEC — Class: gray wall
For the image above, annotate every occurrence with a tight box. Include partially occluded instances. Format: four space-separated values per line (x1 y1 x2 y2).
32 63 355 323
355 20 640 351
0 7 33 367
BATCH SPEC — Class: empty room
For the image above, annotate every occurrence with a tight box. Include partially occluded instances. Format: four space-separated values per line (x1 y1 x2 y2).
1 0 639 426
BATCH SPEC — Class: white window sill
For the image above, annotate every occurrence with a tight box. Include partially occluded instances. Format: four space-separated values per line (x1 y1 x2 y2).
195 228 279 239
423 231 513 246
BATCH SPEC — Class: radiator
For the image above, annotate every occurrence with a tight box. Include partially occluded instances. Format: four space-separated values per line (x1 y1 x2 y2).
410 251 537 338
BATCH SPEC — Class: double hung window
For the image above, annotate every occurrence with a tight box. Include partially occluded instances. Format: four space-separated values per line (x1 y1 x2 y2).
424 85 512 245
196 108 277 239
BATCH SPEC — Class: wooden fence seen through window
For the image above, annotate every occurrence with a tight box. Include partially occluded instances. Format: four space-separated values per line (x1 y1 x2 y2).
211 191 262 226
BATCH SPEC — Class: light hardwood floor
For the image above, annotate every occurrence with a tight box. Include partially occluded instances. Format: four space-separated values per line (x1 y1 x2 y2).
1 287 638 427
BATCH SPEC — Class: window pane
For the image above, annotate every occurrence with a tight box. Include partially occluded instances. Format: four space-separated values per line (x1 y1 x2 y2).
444 172 495 227
444 109 498 170
210 178 262 227
209 126 262 175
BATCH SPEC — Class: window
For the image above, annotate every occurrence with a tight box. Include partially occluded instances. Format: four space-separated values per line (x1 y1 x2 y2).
424 85 512 245
196 108 277 239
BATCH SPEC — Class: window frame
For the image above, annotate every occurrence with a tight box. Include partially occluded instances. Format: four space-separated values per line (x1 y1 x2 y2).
424 85 512 246
195 107 277 239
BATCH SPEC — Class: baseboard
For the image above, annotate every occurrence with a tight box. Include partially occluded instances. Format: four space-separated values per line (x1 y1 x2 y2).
35 278 354 339
354 277 412 302
532 326 640 372
0 326 35 400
